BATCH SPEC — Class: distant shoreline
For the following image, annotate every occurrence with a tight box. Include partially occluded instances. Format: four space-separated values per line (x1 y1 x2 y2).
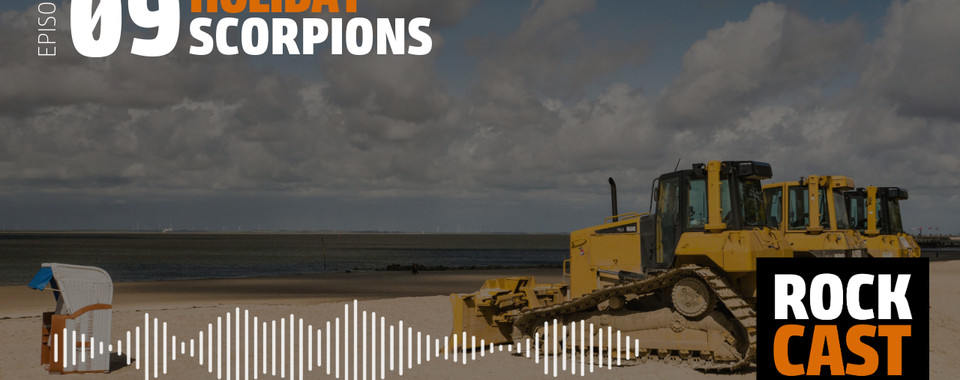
0 263 564 287
0 232 570 286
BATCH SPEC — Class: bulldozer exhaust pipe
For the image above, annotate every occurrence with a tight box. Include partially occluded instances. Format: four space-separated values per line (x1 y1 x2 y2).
609 177 618 222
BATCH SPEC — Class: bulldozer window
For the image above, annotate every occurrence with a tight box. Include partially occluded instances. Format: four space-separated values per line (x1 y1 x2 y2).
740 179 766 228
876 199 886 231
887 199 904 233
657 176 681 264
833 189 850 230
847 194 867 231
764 187 783 228
687 178 708 228
788 186 808 230
721 179 733 224
786 186 827 229
818 188 829 229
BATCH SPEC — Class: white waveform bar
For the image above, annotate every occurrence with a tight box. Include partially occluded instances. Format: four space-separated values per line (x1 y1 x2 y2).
48 299 667 378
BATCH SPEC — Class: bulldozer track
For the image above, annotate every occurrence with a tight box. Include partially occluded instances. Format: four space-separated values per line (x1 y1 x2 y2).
511 265 756 372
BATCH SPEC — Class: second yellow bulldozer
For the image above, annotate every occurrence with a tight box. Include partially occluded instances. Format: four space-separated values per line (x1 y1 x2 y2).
762 175 868 258
451 160 792 371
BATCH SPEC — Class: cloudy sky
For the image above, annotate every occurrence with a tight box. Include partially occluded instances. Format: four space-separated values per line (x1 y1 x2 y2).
1 0 958 233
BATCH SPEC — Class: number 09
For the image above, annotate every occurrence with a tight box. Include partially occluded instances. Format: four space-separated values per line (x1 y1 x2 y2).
71 0 180 57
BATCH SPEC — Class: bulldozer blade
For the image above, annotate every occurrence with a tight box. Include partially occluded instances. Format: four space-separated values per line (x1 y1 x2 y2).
450 276 567 350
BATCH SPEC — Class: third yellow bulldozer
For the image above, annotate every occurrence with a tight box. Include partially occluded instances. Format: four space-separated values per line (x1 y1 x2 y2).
844 186 921 258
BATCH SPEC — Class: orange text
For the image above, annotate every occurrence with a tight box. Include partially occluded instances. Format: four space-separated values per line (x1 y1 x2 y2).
773 324 911 376
191 0 357 13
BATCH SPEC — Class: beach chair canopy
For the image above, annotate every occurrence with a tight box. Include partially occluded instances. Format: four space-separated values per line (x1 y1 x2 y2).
28 266 54 291
28 263 113 315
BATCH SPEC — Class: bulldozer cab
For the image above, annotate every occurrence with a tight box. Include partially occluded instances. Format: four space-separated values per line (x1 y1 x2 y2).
763 176 867 257
641 161 772 272
844 186 919 258
647 172 681 271
845 186 908 236
763 176 854 233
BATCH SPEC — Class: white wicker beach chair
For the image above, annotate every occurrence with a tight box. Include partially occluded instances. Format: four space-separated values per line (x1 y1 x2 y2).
31 263 113 374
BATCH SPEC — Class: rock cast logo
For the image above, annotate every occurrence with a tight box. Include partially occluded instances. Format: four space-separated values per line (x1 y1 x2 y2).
57 0 431 57
758 258 929 378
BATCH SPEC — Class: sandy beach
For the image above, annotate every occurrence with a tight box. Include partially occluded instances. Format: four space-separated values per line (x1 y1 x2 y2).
1 264 957 379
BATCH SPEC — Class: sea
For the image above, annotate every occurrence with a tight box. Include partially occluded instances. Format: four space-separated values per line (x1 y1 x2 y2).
923 247 960 261
0 232 568 286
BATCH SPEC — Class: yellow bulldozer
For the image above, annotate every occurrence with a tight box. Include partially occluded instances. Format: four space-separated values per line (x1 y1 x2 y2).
844 186 921 258
450 161 792 371
762 175 868 258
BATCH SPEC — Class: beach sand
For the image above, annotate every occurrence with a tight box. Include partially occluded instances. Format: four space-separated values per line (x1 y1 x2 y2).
1 264 957 379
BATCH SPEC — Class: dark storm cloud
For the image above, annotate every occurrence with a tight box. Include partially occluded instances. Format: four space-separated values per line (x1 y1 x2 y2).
657 2 862 128
434 0 654 192
367 0 481 28
467 0 645 101
306 0 653 195
0 4 259 115
322 52 451 127
647 0 960 231
861 0 960 121
4 0 651 200
1 0 959 232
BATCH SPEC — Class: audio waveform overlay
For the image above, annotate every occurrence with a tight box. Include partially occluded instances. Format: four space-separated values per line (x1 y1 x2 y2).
49 300 677 379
